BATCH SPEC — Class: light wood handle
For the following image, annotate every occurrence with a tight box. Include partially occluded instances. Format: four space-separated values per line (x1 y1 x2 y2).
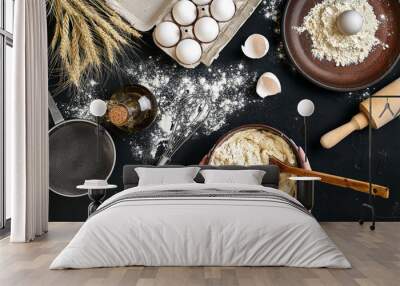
320 113 369 149
359 78 400 128
282 165 389 199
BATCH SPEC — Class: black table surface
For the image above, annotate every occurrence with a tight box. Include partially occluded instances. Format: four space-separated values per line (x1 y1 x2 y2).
49 1 400 222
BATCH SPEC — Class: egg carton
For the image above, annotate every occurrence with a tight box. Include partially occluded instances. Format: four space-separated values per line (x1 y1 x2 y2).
106 0 262 68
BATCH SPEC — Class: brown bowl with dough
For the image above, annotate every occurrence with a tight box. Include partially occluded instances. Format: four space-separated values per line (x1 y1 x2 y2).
200 124 306 196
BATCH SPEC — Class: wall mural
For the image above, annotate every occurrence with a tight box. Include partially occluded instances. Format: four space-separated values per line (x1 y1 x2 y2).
48 0 400 222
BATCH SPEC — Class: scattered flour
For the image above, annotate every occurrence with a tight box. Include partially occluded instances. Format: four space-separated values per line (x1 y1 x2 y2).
258 1 288 62
346 87 374 101
58 83 96 119
259 0 283 22
293 0 387 66
61 56 259 161
124 58 258 159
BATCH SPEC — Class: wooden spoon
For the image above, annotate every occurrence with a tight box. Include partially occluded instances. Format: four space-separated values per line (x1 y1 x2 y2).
269 157 389 199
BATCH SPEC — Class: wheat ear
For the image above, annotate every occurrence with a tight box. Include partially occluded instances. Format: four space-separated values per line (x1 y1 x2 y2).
59 13 71 69
110 15 141 38
50 0 63 50
90 0 141 39
70 0 127 45
77 17 101 67
69 25 81 86
94 24 120 64
51 20 61 50
48 0 141 88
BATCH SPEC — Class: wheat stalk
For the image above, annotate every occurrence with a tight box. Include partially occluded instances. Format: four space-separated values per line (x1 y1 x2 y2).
77 17 101 67
94 24 120 64
96 1 142 56
70 0 127 45
69 25 81 86
110 15 141 38
59 0 80 18
93 0 141 38
50 0 62 50
59 13 70 67
51 20 61 50
48 0 141 88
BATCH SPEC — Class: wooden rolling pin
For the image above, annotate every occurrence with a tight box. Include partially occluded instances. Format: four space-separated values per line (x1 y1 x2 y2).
321 78 400 149
269 157 389 199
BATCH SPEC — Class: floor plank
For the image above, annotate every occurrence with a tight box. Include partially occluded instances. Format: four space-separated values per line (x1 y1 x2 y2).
0 222 399 286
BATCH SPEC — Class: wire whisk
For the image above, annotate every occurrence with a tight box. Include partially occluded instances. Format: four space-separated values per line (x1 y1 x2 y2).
158 97 211 165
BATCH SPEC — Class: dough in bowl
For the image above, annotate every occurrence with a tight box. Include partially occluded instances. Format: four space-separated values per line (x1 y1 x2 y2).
209 129 298 196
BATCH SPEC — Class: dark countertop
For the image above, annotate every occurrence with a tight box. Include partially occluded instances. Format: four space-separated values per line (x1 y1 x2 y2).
49 1 400 222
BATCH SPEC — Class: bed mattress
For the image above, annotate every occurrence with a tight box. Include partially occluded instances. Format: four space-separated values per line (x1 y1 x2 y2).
50 183 350 269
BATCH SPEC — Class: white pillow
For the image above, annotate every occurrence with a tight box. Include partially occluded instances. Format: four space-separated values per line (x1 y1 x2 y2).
135 167 200 186
200 169 266 185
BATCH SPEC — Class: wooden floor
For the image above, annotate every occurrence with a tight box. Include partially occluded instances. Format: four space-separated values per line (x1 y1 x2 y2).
0 222 399 286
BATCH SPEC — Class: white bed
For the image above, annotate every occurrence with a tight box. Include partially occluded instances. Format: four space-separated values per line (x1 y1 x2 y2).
50 183 350 269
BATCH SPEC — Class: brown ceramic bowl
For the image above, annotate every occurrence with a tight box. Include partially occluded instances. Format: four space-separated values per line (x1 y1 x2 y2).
199 124 305 169
283 0 400 91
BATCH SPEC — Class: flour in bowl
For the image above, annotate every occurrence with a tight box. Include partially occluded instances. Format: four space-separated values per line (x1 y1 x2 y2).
293 0 387 66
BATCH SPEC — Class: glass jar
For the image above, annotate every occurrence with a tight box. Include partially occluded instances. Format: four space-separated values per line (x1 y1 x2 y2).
105 85 158 133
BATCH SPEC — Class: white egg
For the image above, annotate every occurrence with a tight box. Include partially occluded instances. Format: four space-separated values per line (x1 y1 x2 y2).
176 39 202 65
194 17 219 43
210 0 235 22
172 0 198 26
337 10 364 35
154 22 181 47
193 0 212 4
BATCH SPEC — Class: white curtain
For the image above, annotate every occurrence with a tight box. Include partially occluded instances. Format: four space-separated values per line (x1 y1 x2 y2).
7 0 49 242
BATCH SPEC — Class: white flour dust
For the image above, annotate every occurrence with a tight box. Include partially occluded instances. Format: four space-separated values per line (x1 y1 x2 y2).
61 57 259 161
124 57 258 160
58 82 98 119
259 0 283 22
346 87 373 101
258 1 287 62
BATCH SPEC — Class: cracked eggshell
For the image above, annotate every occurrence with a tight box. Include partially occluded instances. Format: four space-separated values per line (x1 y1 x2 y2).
256 72 281 98
242 34 269 59
172 0 198 26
